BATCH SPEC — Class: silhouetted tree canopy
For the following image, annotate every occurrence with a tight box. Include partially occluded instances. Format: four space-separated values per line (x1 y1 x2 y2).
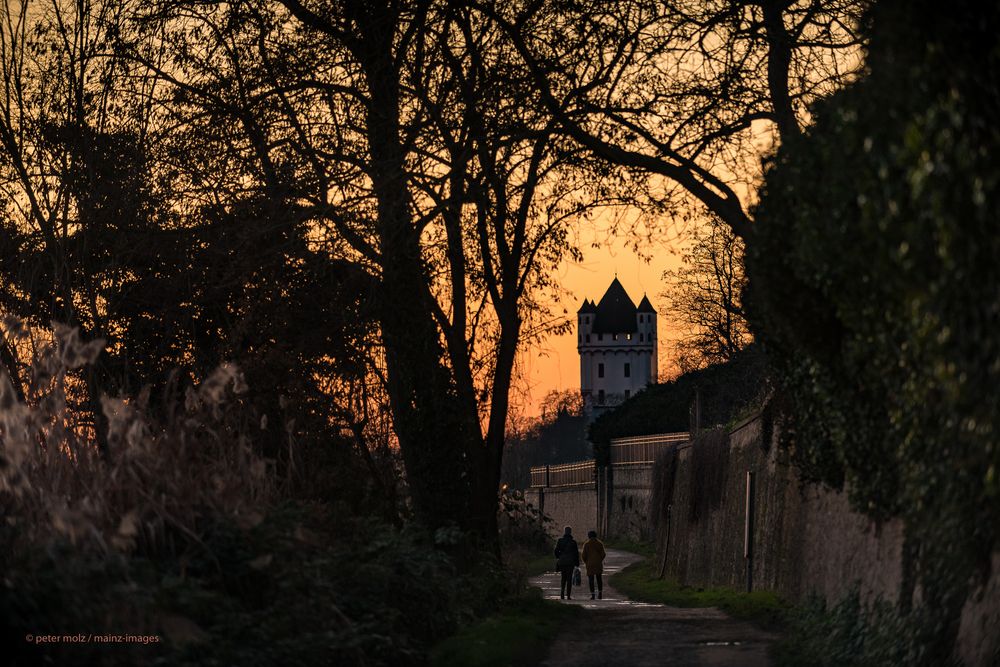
0 0 871 549
661 216 749 372
0 0 382 486
480 0 870 240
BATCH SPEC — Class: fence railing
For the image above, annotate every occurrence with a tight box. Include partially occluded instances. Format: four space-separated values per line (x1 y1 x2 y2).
528 460 595 488
528 432 689 486
609 431 689 464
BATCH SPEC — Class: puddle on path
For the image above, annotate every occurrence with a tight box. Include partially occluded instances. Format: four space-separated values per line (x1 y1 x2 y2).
699 641 743 646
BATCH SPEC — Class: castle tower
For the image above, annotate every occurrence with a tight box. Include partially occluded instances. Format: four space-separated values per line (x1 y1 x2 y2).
577 278 658 418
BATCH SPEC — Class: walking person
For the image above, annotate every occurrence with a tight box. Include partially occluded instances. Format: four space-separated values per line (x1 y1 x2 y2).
553 526 580 600
582 530 607 600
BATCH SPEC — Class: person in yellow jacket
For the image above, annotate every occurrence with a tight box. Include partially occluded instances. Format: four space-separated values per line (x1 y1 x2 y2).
581 530 607 600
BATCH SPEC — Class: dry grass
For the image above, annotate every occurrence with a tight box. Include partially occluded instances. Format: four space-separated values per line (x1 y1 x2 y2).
0 319 275 563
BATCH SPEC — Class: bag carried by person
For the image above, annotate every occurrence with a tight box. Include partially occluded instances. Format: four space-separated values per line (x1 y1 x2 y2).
572 566 582 586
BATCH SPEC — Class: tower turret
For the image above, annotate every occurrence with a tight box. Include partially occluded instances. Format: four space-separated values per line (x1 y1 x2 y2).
637 294 658 384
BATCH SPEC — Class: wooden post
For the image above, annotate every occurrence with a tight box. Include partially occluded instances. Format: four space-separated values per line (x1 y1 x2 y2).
657 504 672 579
695 387 701 434
744 470 755 592
605 464 614 538
597 465 604 536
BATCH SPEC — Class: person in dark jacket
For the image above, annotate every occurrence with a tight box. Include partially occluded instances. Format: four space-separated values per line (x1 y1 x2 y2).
553 526 580 600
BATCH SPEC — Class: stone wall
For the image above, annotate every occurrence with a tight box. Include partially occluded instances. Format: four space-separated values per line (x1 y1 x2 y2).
605 463 657 541
651 413 1000 665
527 463 662 542
655 416 905 603
525 484 599 539
958 552 1000 666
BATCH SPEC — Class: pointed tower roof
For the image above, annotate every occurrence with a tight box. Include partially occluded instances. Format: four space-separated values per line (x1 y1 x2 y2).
637 294 656 313
577 298 597 314
592 278 638 333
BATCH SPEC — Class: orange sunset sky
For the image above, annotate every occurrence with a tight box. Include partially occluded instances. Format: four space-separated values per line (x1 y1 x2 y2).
516 219 689 418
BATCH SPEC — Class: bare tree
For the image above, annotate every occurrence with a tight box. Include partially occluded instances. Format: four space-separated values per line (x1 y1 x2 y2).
0 0 161 447
475 0 869 240
2 0 866 546
125 0 866 543
0 0 385 486
129 0 638 545
661 216 748 372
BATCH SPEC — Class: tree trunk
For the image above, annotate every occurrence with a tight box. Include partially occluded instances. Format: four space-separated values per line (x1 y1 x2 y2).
357 10 485 540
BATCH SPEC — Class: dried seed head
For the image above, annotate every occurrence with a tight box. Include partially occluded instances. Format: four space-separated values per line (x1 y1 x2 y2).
0 371 18 411
232 370 249 394
199 363 239 406
184 386 200 413
1 316 27 341
50 322 105 369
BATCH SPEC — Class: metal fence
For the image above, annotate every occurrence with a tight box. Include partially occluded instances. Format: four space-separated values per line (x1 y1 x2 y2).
610 431 689 464
528 460 595 488
528 432 689 486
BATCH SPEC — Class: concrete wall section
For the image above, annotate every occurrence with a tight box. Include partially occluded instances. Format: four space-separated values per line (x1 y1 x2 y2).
528 459 662 543
607 463 657 542
796 483 905 605
526 485 600 539
527 414 999 662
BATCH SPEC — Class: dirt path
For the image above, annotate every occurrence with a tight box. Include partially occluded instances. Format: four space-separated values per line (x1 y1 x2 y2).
529 549 776 667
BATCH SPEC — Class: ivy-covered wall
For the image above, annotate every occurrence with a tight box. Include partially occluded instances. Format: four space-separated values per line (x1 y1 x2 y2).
744 1 1000 661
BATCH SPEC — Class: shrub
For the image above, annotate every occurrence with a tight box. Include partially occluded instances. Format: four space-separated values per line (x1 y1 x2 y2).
772 592 930 667
0 321 273 563
0 323 485 666
498 488 553 593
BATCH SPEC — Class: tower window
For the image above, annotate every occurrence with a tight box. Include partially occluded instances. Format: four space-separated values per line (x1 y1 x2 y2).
625 389 631 398
598 334 603 342
612 333 617 341
586 334 590 342
598 389 605 404
639 333 644 342
598 363 605 378
624 363 630 378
